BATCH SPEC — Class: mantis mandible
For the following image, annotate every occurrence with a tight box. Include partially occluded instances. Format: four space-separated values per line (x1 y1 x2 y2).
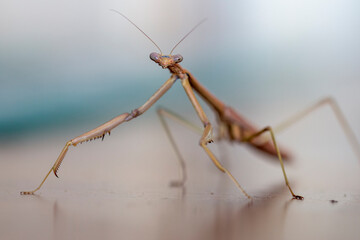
21 10 360 200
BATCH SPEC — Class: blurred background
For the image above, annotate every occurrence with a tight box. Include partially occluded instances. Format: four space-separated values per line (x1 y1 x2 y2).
1 1 360 240
1 0 359 140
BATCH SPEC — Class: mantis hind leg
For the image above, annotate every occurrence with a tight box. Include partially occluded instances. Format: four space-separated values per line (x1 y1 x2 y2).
244 126 303 200
274 97 360 161
157 107 251 199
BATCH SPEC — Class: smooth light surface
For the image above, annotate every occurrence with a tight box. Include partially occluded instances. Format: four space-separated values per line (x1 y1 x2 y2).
1 118 360 240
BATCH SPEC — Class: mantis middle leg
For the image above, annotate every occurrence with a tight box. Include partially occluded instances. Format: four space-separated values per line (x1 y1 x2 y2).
157 107 204 187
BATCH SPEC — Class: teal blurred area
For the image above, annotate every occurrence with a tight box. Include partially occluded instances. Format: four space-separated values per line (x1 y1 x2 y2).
1 0 360 141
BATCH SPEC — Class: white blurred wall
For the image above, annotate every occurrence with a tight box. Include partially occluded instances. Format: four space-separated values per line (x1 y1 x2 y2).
0 0 359 138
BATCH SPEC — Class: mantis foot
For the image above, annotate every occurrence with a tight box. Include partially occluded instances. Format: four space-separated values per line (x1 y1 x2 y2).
293 195 304 200
20 191 35 195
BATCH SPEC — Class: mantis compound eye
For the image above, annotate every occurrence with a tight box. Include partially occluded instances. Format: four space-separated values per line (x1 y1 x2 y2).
150 52 161 62
172 54 183 63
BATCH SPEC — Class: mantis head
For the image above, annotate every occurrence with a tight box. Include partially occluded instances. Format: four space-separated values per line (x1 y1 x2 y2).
150 53 183 69
110 9 205 69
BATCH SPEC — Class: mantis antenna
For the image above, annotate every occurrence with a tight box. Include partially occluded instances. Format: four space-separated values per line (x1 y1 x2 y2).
170 18 207 55
111 9 206 56
110 9 163 54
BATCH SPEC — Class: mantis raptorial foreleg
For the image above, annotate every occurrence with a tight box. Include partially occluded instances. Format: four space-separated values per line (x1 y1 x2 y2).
180 76 251 199
273 97 360 161
243 126 303 200
20 76 177 195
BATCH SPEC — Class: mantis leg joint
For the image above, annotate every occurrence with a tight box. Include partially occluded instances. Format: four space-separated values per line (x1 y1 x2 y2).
125 109 141 121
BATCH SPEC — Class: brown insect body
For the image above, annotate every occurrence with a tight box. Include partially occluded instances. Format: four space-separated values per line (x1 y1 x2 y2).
154 54 291 161
185 70 292 160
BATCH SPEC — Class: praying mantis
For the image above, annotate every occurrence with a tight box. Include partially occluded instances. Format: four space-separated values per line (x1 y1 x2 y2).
21 10 360 200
